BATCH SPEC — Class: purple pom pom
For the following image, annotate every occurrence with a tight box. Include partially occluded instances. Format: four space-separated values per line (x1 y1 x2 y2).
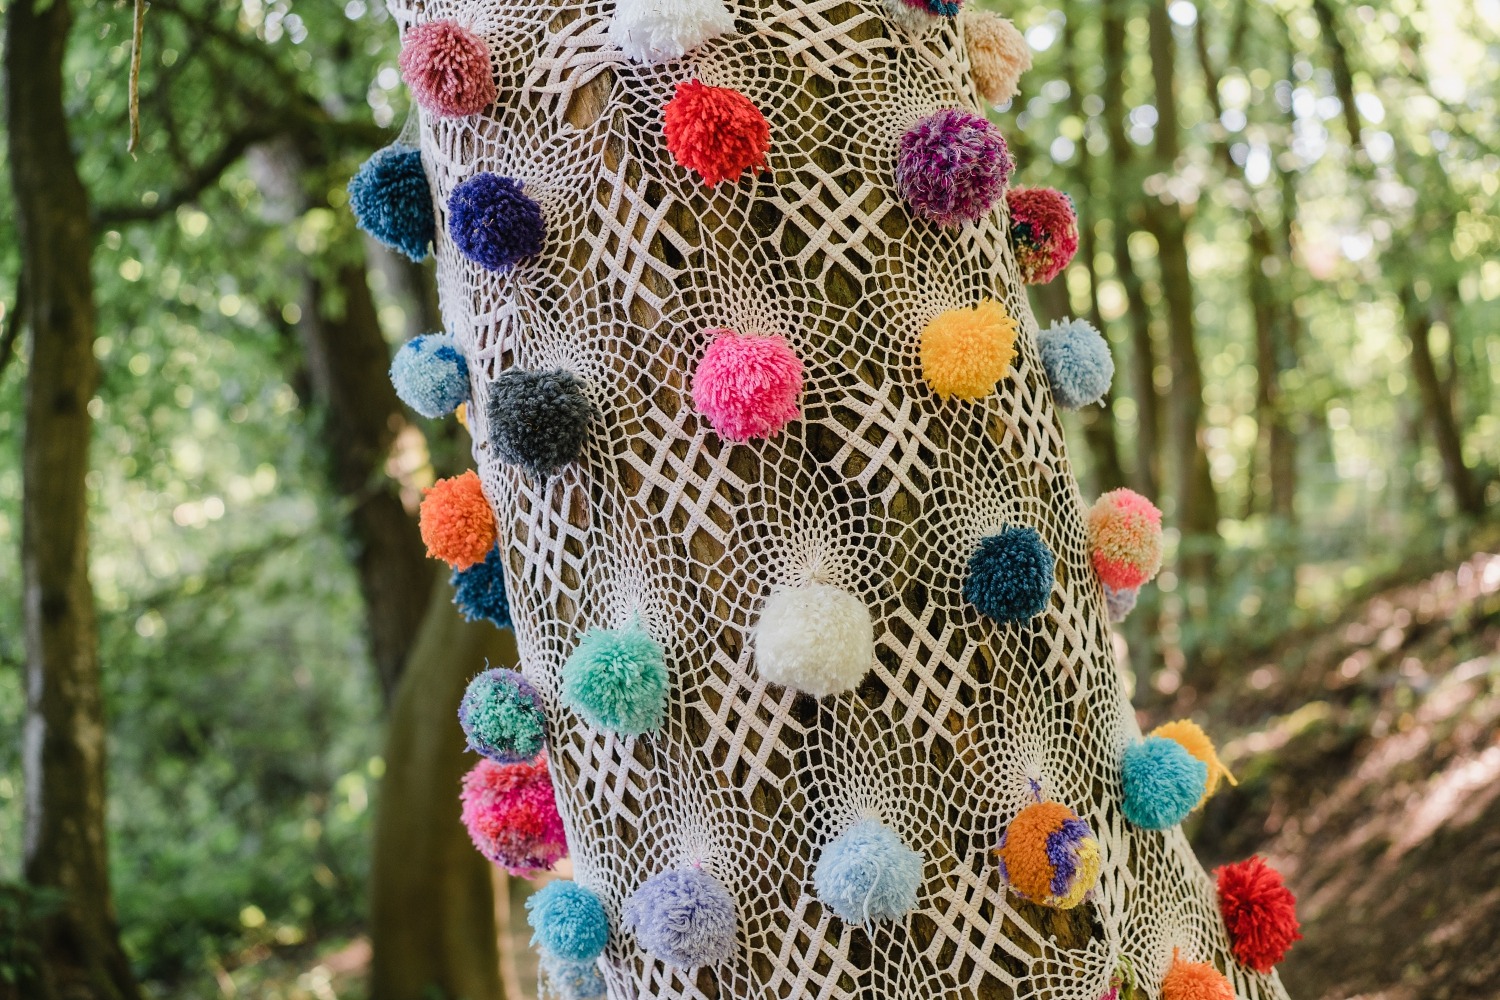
448 173 545 272
895 109 1012 228
624 868 737 968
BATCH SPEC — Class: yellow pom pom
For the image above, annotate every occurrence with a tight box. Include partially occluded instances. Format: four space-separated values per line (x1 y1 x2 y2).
919 299 1018 401
1151 719 1237 806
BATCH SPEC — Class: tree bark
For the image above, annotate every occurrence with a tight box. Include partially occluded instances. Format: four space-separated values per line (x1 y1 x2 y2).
5 1 141 998
1399 282 1484 517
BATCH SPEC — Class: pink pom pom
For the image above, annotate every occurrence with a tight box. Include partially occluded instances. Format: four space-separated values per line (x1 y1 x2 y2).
459 756 568 876
1087 488 1163 590
399 20 497 118
691 330 804 441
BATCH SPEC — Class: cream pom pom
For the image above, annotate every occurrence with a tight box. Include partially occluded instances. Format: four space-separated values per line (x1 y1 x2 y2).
608 0 736 64
753 583 874 697
961 9 1031 105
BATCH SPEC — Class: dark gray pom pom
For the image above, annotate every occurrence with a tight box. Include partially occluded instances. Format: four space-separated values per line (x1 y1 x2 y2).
485 368 594 478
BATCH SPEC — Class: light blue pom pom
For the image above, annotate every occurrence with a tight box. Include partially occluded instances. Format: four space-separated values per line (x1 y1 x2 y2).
624 868 737 968
561 623 668 736
813 818 923 923
1122 735 1208 830
390 333 469 418
348 144 434 262
538 950 606 1000
527 880 610 962
1037 318 1114 409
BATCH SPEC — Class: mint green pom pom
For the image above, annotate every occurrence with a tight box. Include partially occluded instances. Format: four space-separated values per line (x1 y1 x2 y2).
561 623 668 736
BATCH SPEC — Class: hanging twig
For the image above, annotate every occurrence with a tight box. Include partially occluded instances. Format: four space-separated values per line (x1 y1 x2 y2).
128 0 149 156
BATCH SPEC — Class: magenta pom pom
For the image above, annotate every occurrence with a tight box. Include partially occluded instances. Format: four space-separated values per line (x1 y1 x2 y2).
459 756 568 876
896 109 1012 228
691 330 804 441
399 20 497 118
1007 187 1080 284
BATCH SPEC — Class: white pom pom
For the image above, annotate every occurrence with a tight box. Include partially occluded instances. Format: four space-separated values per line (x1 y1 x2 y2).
753 583 874 697
608 0 736 64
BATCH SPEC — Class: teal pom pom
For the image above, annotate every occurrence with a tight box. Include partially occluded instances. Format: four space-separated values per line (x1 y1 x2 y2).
459 668 546 763
962 526 1056 622
348 144 434 262
561 624 669 736
527 881 610 962
1122 736 1208 830
1038 318 1114 409
813 819 923 923
538 950 606 1000
451 545 511 628
391 333 469 418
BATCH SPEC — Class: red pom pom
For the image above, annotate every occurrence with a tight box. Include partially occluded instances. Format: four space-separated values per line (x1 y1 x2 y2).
1006 186 1079 284
663 80 771 186
1216 856 1302 972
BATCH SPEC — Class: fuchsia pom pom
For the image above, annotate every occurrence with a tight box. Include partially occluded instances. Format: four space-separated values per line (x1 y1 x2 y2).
1216 856 1301 972
691 330 804 441
459 756 568 876
399 20 497 118
1087 488 1163 591
664 80 771 186
896 109 1012 228
1007 187 1079 284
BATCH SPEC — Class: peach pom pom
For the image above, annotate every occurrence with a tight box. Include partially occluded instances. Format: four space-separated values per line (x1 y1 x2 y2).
961 9 1031 105
663 80 771 185
691 330 804 440
420 469 497 570
1160 953 1235 1000
398 20 497 119
920 299 1018 400
1087 488 1163 590
1151 719 1238 804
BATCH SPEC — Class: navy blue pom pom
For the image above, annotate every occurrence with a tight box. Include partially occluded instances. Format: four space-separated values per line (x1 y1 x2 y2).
486 369 595 479
962 526 1056 622
448 173 545 272
348 144 434 262
451 545 512 628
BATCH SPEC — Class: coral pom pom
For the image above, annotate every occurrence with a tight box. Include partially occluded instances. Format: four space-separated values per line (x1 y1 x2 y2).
391 333 469 418
994 800 1101 909
561 623 669 736
663 80 770 186
1103 583 1137 624
624 868 737 967
1088 488 1164 591
814 818 923 923
691 330 804 441
349 145 435 262
920 299 1019 400
1216 856 1301 972
1121 736 1208 830
398 20 497 118
1161 954 1236 1000
962 10 1031 105
451 545 512 628
897 109 1012 228
1007 187 1079 284
448 173 546 272
963 526 1056 623
527 880 611 962
1038 318 1113 410
539 951 606 1000
1151 719 1237 804
420 470 496 570
459 668 545 763
753 583 874 697
608 0 735 64
459 756 568 875
485 368 595 479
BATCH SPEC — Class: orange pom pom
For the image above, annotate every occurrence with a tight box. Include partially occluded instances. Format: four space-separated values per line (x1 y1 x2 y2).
1151 719 1237 804
419 469 496 570
1161 954 1235 1000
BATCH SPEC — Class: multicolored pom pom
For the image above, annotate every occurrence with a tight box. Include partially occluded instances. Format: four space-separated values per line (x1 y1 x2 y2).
1215 856 1301 972
484 368 595 479
691 330 804 441
608 0 735 64
963 526 1056 623
348 144 435 262
994 800 1101 909
448 173 546 272
1120 736 1208 830
919 299 1019 401
1151 719 1236 805
896 109 1012 228
459 668 546 763
624 868 738 967
1038 318 1113 410
390 333 469 418
459 756 567 875
451 545 512 628
398 20 497 118
889 0 961 21
420 470 496 571
1103 583 1138 623
961 10 1031 106
538 951 606 1000
663 80 770 186
1007 187 1080 284
1160 953 1236 1000
1088 488 1164 591
813 819 923 923
561 622 669 736
527 880 611 963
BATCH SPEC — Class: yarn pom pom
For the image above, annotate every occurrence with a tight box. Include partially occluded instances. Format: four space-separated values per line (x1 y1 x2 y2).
527 880 611 962
561 623 669 736
624 868 737 967
1161 954 1236 1000
1038 318 1113 410
608 0 735 64
1007 187 1079 284
920 299 1019 401
882 0 939 34
485 368 595 479
420 470 496 570
459 668 545 763
691 330 804 441
1121 736 1208 830
448 173 546 272
1151 719 1237 804
451 545 512 628
896 109 1012 228
994 800 1101 909
1215 856 1301 972
398 20 497 118
348 145 435 262
814 818 923 923
963 526 1056 623
390 333 469 418
459 756 567 875
962 10 1031 105
664 80 771 186
1103 583 1137 624
538 951 606 1000
753 583 874 697
1088 488 1164 590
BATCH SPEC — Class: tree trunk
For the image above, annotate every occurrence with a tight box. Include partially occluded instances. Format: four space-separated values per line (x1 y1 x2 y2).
1399 283 1484 516
5 1 141 998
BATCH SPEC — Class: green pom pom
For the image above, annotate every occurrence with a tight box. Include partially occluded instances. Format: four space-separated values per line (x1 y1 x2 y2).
561 623 669 736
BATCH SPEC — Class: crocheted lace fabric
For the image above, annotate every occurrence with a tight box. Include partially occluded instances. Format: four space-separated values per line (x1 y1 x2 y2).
388 1 1291 997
